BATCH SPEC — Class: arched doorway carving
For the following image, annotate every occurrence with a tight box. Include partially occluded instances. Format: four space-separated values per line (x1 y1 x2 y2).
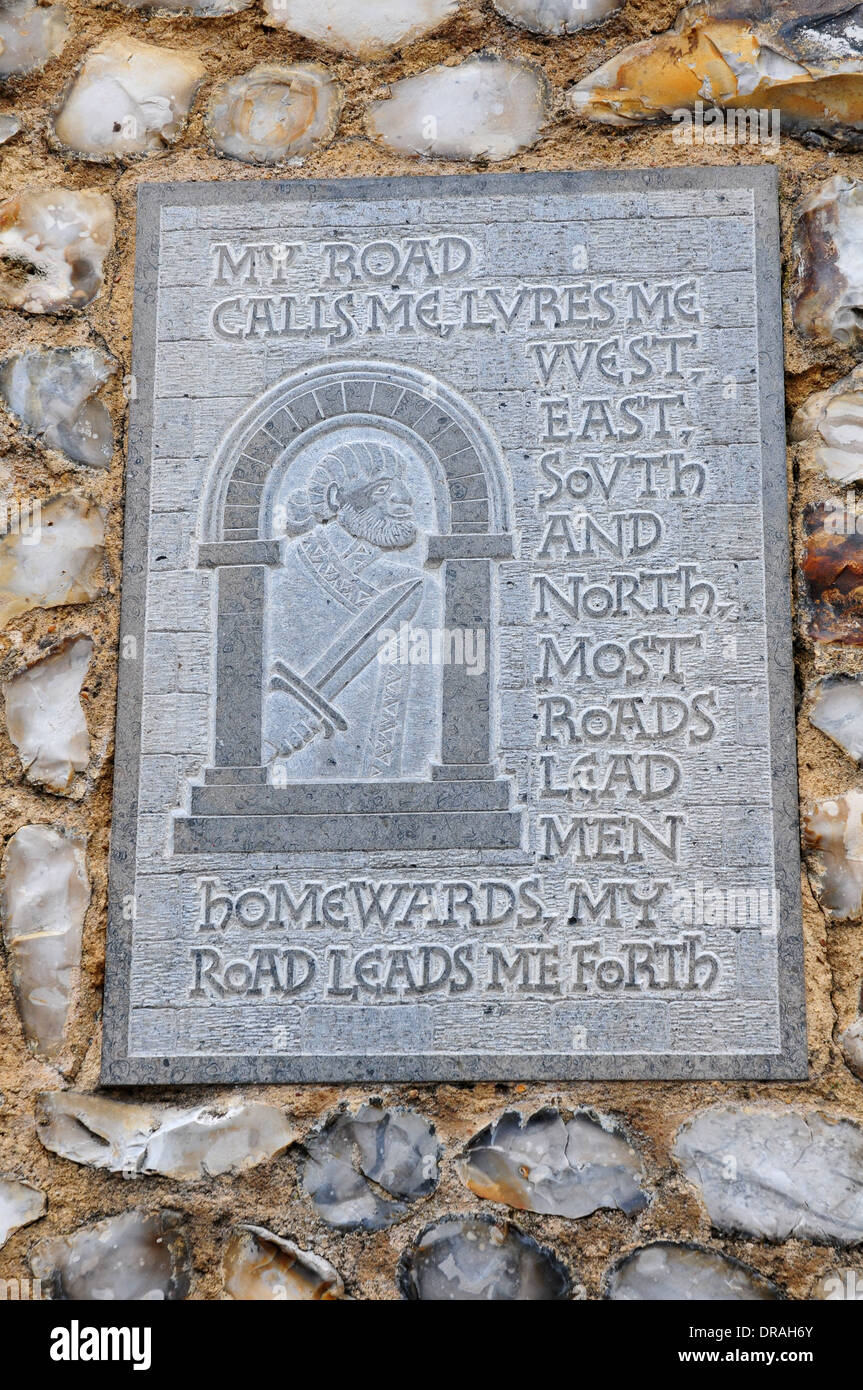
173 359 523 853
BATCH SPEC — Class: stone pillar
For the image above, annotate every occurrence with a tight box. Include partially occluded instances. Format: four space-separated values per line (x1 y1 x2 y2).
427 533 513 782
198 540 283 771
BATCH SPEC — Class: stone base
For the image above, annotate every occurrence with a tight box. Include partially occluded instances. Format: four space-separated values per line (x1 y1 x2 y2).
172 772 524 853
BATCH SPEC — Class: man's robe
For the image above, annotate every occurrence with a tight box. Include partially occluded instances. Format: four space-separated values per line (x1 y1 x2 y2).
264 521 441 780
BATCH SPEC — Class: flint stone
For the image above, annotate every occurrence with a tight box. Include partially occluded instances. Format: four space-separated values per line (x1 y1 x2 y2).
53 38 205 160
400 1214 573 1300
261 0 459 58
459 1107 648 1218
0 0 68 79
792 365 863 485
605 1242 781 1300
205 63 342 164
1 824 90 1058
223 1224 345 1299
302 1105 439 1230
802 501 863 644
841 1017 863 1079
366 57 551 160
0 346 115 467
0 495 105 628
0 1175 45 1248
30 1210 190 1300
794 176 863 345
808 675 863 762
674 1106 863 1243
803 790 863 921
0 114 20 142
494 0 622 33
0 188 114 313
36 1091 298 1178
571 1 863 146
3 637 92 793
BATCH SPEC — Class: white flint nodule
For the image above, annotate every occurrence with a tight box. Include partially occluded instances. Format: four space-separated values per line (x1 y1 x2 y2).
367 57 551 161
262 0 459 58
206 64 343 164
53 38 205 159
0 0 68 78
674 1106 863 1243
0 1176 46 1249
36 1091 298 1178
0 494 105 628
0 346 115 467
0 189 115 313
1 825 90 1058
3 637 93 793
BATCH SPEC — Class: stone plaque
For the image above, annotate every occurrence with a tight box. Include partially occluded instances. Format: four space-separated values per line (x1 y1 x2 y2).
102 169 806 1084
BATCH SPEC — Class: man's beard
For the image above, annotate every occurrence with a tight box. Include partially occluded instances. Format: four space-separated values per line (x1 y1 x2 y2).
340 501 417 550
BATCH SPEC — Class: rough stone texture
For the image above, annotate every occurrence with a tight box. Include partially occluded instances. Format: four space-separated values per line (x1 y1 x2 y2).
302 1106 439 1231
205 63 342 164
0 0 68 79
793 176 863 346
674 1107 863 1243
494 0 622 35
0 346 115 467
0 188 114 313
571 1 863 146
400 1214 573 1300
792 365 863 485
222 1224 345 1299
36 1091 298 1177
0 0 855 1304
808 675 863 762
3 636 92 793
367 57 551 160
459 1108 648 1219
261 0 460 58
802 501 863 643
803 790 863 921
0 1175 45 1248
0 494 105 627
30 1210 190 1299
53 38 204 160
605 1242 782 1300
1 824 89 1058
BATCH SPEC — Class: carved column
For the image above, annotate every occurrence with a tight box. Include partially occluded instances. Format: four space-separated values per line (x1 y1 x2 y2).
198 540 284 771
427 534 513 782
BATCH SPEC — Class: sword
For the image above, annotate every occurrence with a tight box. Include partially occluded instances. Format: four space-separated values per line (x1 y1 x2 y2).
270 576 423 742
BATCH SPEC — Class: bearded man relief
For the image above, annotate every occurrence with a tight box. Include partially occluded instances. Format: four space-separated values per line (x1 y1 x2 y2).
264 436 442 781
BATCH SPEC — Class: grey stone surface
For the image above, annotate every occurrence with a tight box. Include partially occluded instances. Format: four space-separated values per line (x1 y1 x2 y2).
30 1210 190 1300
36 1091 298 1177
605 1243 781 1301
399 1213 573 1300
302 1104 439 1230
459 1107 648 1218
673 1106 863 1243
102 169 804 1083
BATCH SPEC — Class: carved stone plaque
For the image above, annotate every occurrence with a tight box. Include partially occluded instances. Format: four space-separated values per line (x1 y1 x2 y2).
102 169 806 1083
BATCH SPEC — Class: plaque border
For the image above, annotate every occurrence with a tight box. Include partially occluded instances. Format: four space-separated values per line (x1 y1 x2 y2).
101 166 807 1084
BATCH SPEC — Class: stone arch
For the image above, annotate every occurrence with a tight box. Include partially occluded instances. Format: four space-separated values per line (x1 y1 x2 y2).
174 360 522 854
200 358 511 545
